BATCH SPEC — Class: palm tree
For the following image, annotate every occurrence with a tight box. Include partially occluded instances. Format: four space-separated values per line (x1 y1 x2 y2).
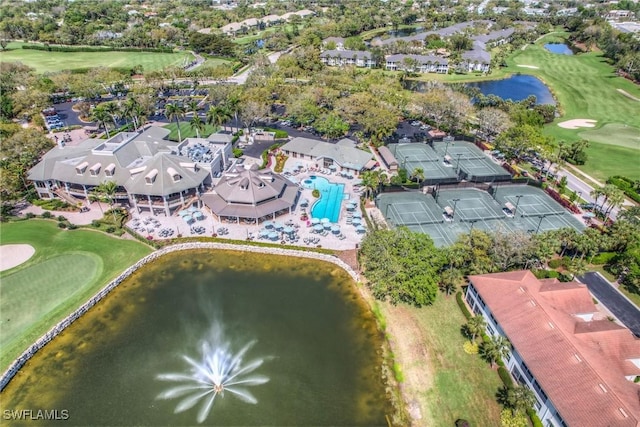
91 105 111 138
206 105 231 132
190 114 205 139
412 167 425 185
465 315 487 341
123 98 142 131
604 187 625 220
187 99 200 116
480 335 511 367
104 101 120 131
91 180 119 222
439 268 462 296
509 385 537 415
165 103 185 142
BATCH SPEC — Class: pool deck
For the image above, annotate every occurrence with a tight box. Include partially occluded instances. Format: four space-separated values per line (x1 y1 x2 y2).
124 157 368 251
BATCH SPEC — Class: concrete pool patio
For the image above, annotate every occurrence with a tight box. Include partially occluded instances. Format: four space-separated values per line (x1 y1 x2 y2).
125 158 368 251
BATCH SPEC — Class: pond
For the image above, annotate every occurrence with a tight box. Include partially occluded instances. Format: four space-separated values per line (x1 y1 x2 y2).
544 43 574 55
1 250 394 426
467 74 556 105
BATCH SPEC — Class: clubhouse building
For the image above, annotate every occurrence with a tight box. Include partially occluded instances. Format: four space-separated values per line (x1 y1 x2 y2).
28 127 233 216
465 271 640 427
279 137 376 176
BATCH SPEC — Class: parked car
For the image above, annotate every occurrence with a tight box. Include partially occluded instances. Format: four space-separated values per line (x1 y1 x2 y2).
410 121 421 126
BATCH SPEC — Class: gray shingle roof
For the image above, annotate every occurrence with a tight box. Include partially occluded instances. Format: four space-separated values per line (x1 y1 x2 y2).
201 164 298 219
320 50 372 60
280 137 373 170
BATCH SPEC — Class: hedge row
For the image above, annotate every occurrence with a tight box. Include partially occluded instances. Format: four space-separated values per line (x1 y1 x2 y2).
498 366 514 388
607 176 640 204
501 162 518 176
545 188 580 214
456 291 473 320
22 44 173 53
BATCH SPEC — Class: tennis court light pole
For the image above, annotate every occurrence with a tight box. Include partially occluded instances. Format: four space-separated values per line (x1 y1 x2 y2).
513 195 523 217
535 214 548 233
455 153 463 174
452 198 460 219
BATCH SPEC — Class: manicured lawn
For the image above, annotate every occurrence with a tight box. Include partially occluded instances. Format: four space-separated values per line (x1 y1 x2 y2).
163 121 219 141
0 220 152 370
382 295 502 426
578 141 640 181
578 123 640 150
200 56 233 69
0 42 193 74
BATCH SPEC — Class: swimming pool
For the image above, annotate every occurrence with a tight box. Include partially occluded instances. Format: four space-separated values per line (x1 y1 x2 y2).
305 176 345 223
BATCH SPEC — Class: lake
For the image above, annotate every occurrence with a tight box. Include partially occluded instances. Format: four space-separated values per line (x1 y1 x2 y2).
1 250 394 426
468 74 556 105
544 43 574 55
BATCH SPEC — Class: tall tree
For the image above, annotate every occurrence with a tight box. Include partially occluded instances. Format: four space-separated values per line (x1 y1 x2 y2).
465 315 487 341
359 228 444 306
165 103 185 143
91 105 111 138
480 335 511 368
190 114 205 139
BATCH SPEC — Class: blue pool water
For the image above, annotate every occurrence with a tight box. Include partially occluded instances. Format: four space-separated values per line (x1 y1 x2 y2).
544 43 573 55
305 176 345 223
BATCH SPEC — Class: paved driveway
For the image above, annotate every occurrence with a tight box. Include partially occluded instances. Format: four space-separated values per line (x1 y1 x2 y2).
577 272 640 337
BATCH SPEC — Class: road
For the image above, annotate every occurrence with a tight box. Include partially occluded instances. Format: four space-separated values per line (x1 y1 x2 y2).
577 272 640 337
555 167 624 220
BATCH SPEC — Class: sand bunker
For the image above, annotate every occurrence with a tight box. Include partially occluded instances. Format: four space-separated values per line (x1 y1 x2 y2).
558 119 598 129
0 244 36 272
517 64 539 69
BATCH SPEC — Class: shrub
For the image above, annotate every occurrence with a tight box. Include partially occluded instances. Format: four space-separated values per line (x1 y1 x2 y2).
532 269 560 279
91 220 101 228
463 340 479 354
41 211 53 219
545 188 580 213
312 189 320 198
68 223 78 230
498 366 514 388
25 212 36 219
456 291 472 320
527 408 543 427
607 176 640 204
57 215 67 222
57 221 67 229
548 258 564 269
590 252 617 265
455 419 471 427
233 148 243 158
501 409 528 427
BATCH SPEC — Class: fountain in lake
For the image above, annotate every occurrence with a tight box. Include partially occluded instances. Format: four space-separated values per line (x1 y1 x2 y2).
157 324 269 424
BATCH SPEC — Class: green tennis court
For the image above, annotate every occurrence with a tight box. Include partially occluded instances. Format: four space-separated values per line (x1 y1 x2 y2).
376 185 584 246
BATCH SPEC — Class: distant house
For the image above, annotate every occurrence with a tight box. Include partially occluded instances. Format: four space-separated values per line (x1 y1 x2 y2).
466 271 640 427
322 37 346 50
473 28 515 48
606 9 633 20
461 41 491 73
280 137 376 176
320 50 375 68
261 14 283 26
220 22 243 35
28 127 233 216
385 54 449 74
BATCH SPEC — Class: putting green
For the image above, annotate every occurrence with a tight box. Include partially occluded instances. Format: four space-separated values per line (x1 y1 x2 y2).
0 220 152 370
578 123 640 150
0 253 101 351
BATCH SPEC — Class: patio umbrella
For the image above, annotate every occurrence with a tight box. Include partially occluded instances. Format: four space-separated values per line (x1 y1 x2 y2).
346 205 355 211
296 162 304 169
274 222 284 230
331 224 340 233
356 225 366 233
264 220 273 228
283 226 294 234
300 198 309 207
147 226 155 233
321 218 330 224
178 210 190 217
352 212 362 218
324 222 333 229
187 205 198 213
352 217 362 225
193 211 204 220
182 215 194 224
313 224 324 232
268 232 279 240
259 229 269 237
311 217 320 224
328 164 337 170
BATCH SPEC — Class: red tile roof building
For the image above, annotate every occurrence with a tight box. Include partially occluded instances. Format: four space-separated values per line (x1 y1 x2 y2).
466 271 640 426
